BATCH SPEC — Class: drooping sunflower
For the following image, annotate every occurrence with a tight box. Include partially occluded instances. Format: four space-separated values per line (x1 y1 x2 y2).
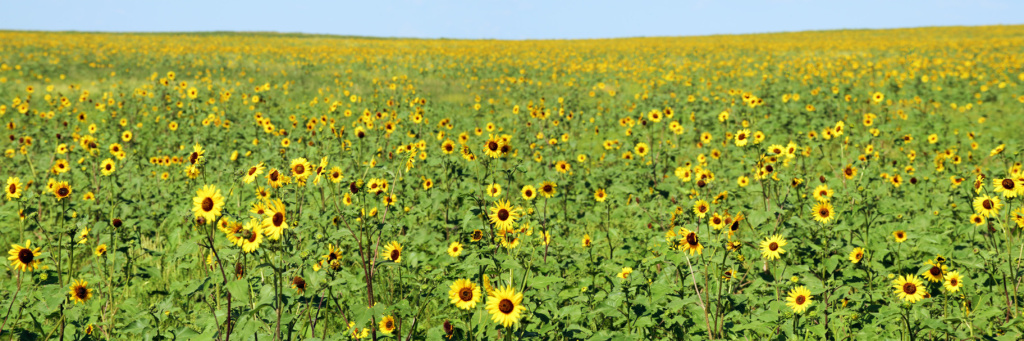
677 228 703 255
5 177 22 200
786 286 813 313
382 241 403 263
379 315 396 335
261 199 289 240
921 260 947 283
538 181 557 198
448 279 481 310
192 185 225 223
188 143 205 165
943 271 964 292
69 279 93 304
849 247 864 264
811 201 835 224
893 274 926 303
760 234 787 260
486 285 526 328
8 240 42 271
693 200 710 218
973 195 1002 217
242 163 265 184
893 230 908 243
291 276 307 294
521 185 537 200
447 241 463 258
489 199 520 233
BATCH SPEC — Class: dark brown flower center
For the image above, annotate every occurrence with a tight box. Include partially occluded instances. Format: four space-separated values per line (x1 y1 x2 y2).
248 167 257 175
950 278 958 286
929 266 942 276
488 141 498 151
498 298 514 314
525 190 533 197
74 286 88 299
294 164 305 174
819 208 830 217
385 320 393 329
459 287 473 302
7 184 15 194
190 152 199 164
390 249 400 261
201 197 214 211
903 282 917 295
18 248 33 263
795 295 806 305
497 209 509 221
983 200 993 210
270 171 279 181
686 233 699 246
769 242 779 251
272 212 284 227
1002 179 1015 190
57 187 69 197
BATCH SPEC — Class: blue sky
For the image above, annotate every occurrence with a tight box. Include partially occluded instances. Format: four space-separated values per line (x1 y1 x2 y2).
2 0 1021 40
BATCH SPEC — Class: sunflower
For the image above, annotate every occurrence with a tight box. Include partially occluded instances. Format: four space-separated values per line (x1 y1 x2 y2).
94 244 107 257
521 185 537 200
617 267 633 280
447 241 463 258
812 184 833 202
921 260 947 283
594 188 608 202
329 167 344 183
382 241 402 263
488 199 520 233
849 247 864 264
1013 208 1024 228
872 92 884 103
291 276 307 294
973 195 1002 217
843 165 858 179
240 218 263 253
677 228 703 255
7 240 42 271
441 140 456 154
487 183 502 197
100 158 116 176
969 214 986 226
786 286 813 313
379 315 396 335
943 271 964 292
893 230 908 243
242 163 265 184
811 201 835 224
448 279 481 310
634 142 650 157
69 279 93 304
5 177 22 200
53 181 72 200
998 178 1024 198
693 200 710 218
734 129 751 147
471 229 484 242
482 136 504 158
188 143 205 165
290 157 312 182
893 274 926 303
192 185 225 223
581 234 592 247
266 169 290 189
261 199 289 240
322 243 343 269
52 159 70 174
486 285 527 328
538 181 557 198
760 234 787 260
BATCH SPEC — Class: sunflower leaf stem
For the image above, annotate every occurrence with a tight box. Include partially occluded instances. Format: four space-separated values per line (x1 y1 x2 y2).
683 254 714 340
0 272 21 336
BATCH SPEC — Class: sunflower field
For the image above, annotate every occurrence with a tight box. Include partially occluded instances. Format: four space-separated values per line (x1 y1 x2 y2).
2 26 1024 340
